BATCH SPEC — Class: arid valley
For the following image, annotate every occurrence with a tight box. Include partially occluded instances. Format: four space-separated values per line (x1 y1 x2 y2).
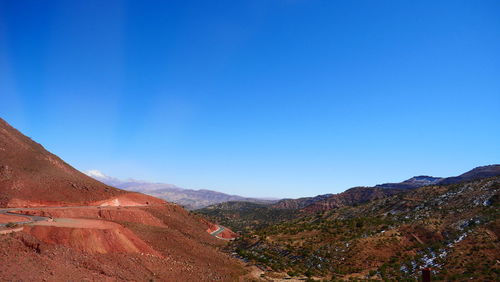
1 1 499 281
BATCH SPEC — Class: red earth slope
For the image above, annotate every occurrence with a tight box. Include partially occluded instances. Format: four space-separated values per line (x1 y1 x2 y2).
1 205 246 281
0 118 131 207
0 118 246 281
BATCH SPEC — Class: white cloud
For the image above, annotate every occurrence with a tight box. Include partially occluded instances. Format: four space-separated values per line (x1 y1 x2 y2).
84 169 107 179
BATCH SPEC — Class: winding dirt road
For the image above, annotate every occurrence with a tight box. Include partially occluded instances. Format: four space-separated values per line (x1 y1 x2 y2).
0 204 150 227
0 208 49 226
210 225 226 236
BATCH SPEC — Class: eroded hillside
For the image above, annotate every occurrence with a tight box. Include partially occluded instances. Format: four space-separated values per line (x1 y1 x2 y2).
0 118 247 281
0 118 126 207
1 204 246 281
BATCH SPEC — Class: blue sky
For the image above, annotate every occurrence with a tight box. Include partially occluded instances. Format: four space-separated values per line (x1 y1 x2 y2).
1 1 499 198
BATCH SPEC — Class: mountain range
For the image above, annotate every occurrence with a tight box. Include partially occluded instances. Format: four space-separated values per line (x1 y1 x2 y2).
88 164 500 212
198 165 500 233
226 175 500 280
199 166 500 280
273 165 500 213
85 170 278 210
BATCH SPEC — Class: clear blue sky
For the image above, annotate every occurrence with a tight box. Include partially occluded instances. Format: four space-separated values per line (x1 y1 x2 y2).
1 1 499 198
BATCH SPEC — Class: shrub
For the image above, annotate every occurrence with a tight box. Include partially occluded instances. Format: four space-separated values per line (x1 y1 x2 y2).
5 222 17 228
304 269 314 278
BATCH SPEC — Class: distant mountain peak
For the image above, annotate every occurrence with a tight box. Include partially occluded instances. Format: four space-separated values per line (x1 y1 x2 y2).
404 175 439 180
374 175 442 190
438 164 500 185
84 171 278 209
402 175 443 185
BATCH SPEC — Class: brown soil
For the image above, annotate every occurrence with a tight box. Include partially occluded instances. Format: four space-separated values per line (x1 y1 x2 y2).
0 232 244 281
0 205 247 281
218 227 238 239
24 218 161 256
2 203 248 280
0 118 127 207
91 192 166 207
207 224 219 233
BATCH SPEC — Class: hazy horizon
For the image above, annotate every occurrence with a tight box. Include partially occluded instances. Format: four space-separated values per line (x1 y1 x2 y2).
1 1 499 198
83 164 497 199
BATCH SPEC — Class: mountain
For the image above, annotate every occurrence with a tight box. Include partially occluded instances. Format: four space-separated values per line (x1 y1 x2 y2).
266 176 426 212
375 175 443 189
374 166 500 189
0 118 246 281
199 166 500 231
295 175 442 214
229 176 500 280
0 118 130 207
199 187 407 232
270 176 442 214
271 167 500 214
197 165 500 280
299 186 406 213
272 194 333 210
85 170 277 209
438 164 500 185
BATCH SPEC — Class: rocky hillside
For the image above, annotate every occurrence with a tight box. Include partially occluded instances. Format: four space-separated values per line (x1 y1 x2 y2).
269 166 500 214
0 118 129 207
300 187 405 213
269 176 436 214
272 194 333 210
229 176 500 280
198 166 500 236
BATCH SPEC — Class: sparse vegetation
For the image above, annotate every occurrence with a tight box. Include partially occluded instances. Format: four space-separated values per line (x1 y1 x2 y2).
217 177 500 280
5 222 18 228
197 201 299 233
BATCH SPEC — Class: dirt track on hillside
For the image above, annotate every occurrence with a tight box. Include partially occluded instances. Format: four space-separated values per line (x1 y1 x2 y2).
0 213 29 223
